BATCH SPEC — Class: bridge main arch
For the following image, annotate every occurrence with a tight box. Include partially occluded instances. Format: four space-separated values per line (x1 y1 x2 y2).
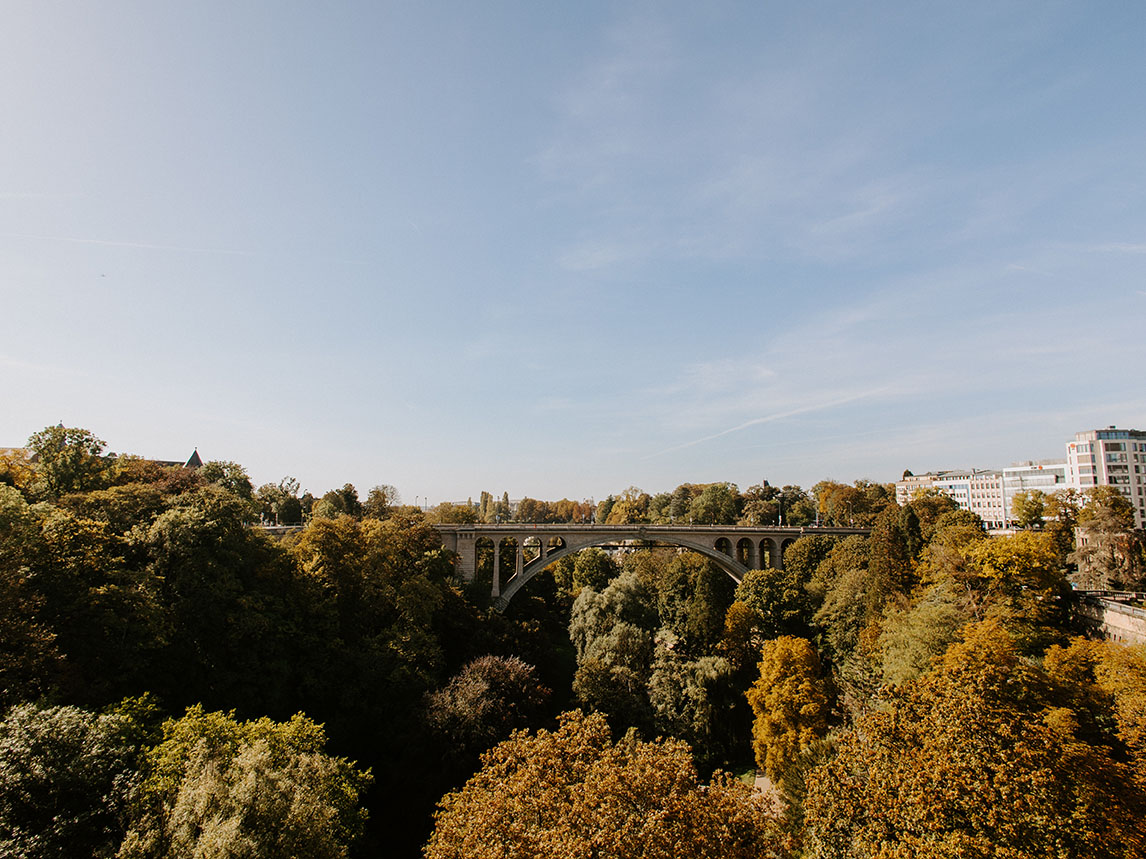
433 524 867 612
494 531 751 609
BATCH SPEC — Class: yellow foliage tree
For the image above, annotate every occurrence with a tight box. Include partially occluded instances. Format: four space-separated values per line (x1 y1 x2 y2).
804 620 1146 859
746 636 829 782
424 710 788 859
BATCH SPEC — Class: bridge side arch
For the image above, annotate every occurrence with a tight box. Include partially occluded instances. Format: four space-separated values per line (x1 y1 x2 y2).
495 533 750 611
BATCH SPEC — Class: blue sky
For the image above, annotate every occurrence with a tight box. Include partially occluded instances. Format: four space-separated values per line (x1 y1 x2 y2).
3 2 1144 504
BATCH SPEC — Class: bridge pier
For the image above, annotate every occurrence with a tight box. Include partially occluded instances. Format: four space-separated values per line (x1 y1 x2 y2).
492 540 500 598
451 530 476 582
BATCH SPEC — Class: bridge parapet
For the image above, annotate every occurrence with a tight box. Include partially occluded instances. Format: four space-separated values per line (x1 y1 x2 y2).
433 523 869 611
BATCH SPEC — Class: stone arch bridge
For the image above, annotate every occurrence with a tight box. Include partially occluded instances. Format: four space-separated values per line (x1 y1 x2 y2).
434 524 869 611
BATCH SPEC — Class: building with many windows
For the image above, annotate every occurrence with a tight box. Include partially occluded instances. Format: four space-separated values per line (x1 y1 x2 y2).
1066 427 1146 528
896 426 1146 531
895 468 1007 529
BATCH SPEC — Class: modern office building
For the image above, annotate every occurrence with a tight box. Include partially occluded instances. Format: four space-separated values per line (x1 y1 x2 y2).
1002 459 1069 524
1065 427 1146 528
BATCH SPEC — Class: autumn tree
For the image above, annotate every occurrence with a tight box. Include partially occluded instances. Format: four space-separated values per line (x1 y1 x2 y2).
425 502 479 524
1044 638 1146 779
963 530 1070 652
747 636 830 782
424 710 786 859
803 620 1146 859
606 486 651 524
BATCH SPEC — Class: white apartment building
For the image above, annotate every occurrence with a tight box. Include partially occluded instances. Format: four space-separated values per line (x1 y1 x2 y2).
895 468 1007 529
1066 427 1146 529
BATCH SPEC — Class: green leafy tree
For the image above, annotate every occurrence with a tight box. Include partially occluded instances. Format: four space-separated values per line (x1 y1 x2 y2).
809 535 871 660
778 485 816 526
1070 485 1142 589
313 483 362 519
1011 489 1048 529
29 506 166 704
0 485 60 704
735 565 815 641
425 655 550 766
738 483 779 526
120 706 371 859
1045 488 1082 565
669 483 697 520
132 486 304 712
424 710 785 859
26 424 110 500
572 547 619 592
594 495 615 523
688 482 741 525
647 647 739 768
198 460 255 504
904 489 959 542
362 484 399 520
878 584 967 686
0 702 143 859
569 572 659 729
866 504 915 606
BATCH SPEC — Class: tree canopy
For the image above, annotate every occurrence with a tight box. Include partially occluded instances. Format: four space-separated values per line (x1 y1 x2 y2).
424 710 787 859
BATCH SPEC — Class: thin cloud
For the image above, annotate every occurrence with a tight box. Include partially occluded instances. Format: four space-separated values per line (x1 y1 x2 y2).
0 232 256 256
1086 242 1146 254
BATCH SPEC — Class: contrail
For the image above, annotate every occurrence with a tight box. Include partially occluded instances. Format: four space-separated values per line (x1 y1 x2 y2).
646 387 888 458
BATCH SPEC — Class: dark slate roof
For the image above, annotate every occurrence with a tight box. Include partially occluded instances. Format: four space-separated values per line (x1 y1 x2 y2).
185 449 203 468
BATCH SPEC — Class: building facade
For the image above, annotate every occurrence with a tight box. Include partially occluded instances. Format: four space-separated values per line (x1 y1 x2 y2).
1066 427 1146 528
896 426 1146 531
895 468 1006 529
